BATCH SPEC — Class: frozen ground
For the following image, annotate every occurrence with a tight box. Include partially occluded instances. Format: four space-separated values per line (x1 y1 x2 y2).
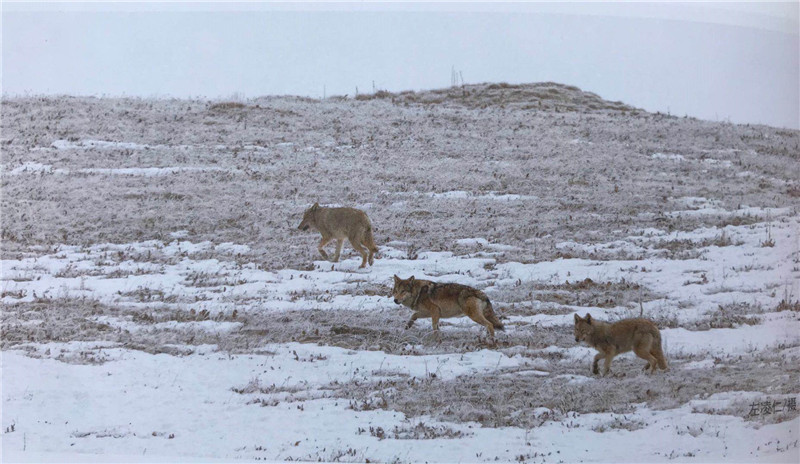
2 83 799 462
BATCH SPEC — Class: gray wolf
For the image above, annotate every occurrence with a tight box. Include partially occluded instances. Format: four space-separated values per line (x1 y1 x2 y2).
297 203 378 268
391 275 504 338
574 313 668 375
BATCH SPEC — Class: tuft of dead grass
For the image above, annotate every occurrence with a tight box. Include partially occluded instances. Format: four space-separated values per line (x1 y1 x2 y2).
208 101 247 111
776 299 800 312
494 277 660 310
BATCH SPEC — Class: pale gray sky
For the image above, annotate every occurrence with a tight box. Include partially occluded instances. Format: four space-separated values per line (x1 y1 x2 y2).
3 1 798 129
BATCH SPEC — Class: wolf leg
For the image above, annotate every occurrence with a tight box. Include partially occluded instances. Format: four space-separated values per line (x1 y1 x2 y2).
331 239 344 262
428 306 443 342
634 346 658 374
592 352 603 375
350 239 369 268
602 353 616 376
463 298 495 338
634 335 658 374
405 314 419 329
317 237 332 260
430 307 440 332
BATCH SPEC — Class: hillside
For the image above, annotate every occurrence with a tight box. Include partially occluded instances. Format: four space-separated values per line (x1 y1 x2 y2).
2 84 797 265
2 84 799 462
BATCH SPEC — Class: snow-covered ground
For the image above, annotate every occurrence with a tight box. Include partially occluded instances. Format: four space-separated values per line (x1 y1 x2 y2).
2 89 799 462
3 213 798 462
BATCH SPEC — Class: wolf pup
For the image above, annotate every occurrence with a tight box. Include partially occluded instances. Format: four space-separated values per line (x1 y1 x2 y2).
391 275 504 338
297 203 379 268
573 313 668 375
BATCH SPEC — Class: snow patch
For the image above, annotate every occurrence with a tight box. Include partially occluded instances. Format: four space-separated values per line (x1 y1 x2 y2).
651 152 686 161
4 162 68 175
383 190 537 201
79 167 227 176
52 139 153 150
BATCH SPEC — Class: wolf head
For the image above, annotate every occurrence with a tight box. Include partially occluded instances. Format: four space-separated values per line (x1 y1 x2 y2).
392 275 416 305
574 313 594 343
297 203 320 231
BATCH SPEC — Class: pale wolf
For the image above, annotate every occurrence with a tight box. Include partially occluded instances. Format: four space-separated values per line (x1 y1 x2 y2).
391 275 504 338
574 313 668 375
297 203 378 268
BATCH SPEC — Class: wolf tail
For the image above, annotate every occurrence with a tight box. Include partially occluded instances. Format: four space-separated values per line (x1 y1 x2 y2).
364 225 379 265
364 225 379 253
652 332 668 370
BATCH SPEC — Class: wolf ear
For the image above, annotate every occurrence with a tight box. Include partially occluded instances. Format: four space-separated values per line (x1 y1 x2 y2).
574 313 581 323
585 313 592 324
311 202 320 211
409 276 415 284
393 275 400 284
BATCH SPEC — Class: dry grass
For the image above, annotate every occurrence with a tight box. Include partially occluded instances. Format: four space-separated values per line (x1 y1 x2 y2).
494 277 661 310
2 91 798 268
777 299 800 312
330 350 799 430
208 101 247 111
2 87 799 442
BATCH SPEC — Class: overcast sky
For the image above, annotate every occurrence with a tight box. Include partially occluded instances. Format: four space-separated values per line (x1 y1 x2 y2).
3 1 798 129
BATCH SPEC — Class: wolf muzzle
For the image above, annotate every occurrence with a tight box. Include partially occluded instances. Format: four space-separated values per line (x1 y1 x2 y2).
394 299 400 304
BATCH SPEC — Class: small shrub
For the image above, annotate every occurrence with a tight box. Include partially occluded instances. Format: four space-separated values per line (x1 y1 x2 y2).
776 299 800 312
